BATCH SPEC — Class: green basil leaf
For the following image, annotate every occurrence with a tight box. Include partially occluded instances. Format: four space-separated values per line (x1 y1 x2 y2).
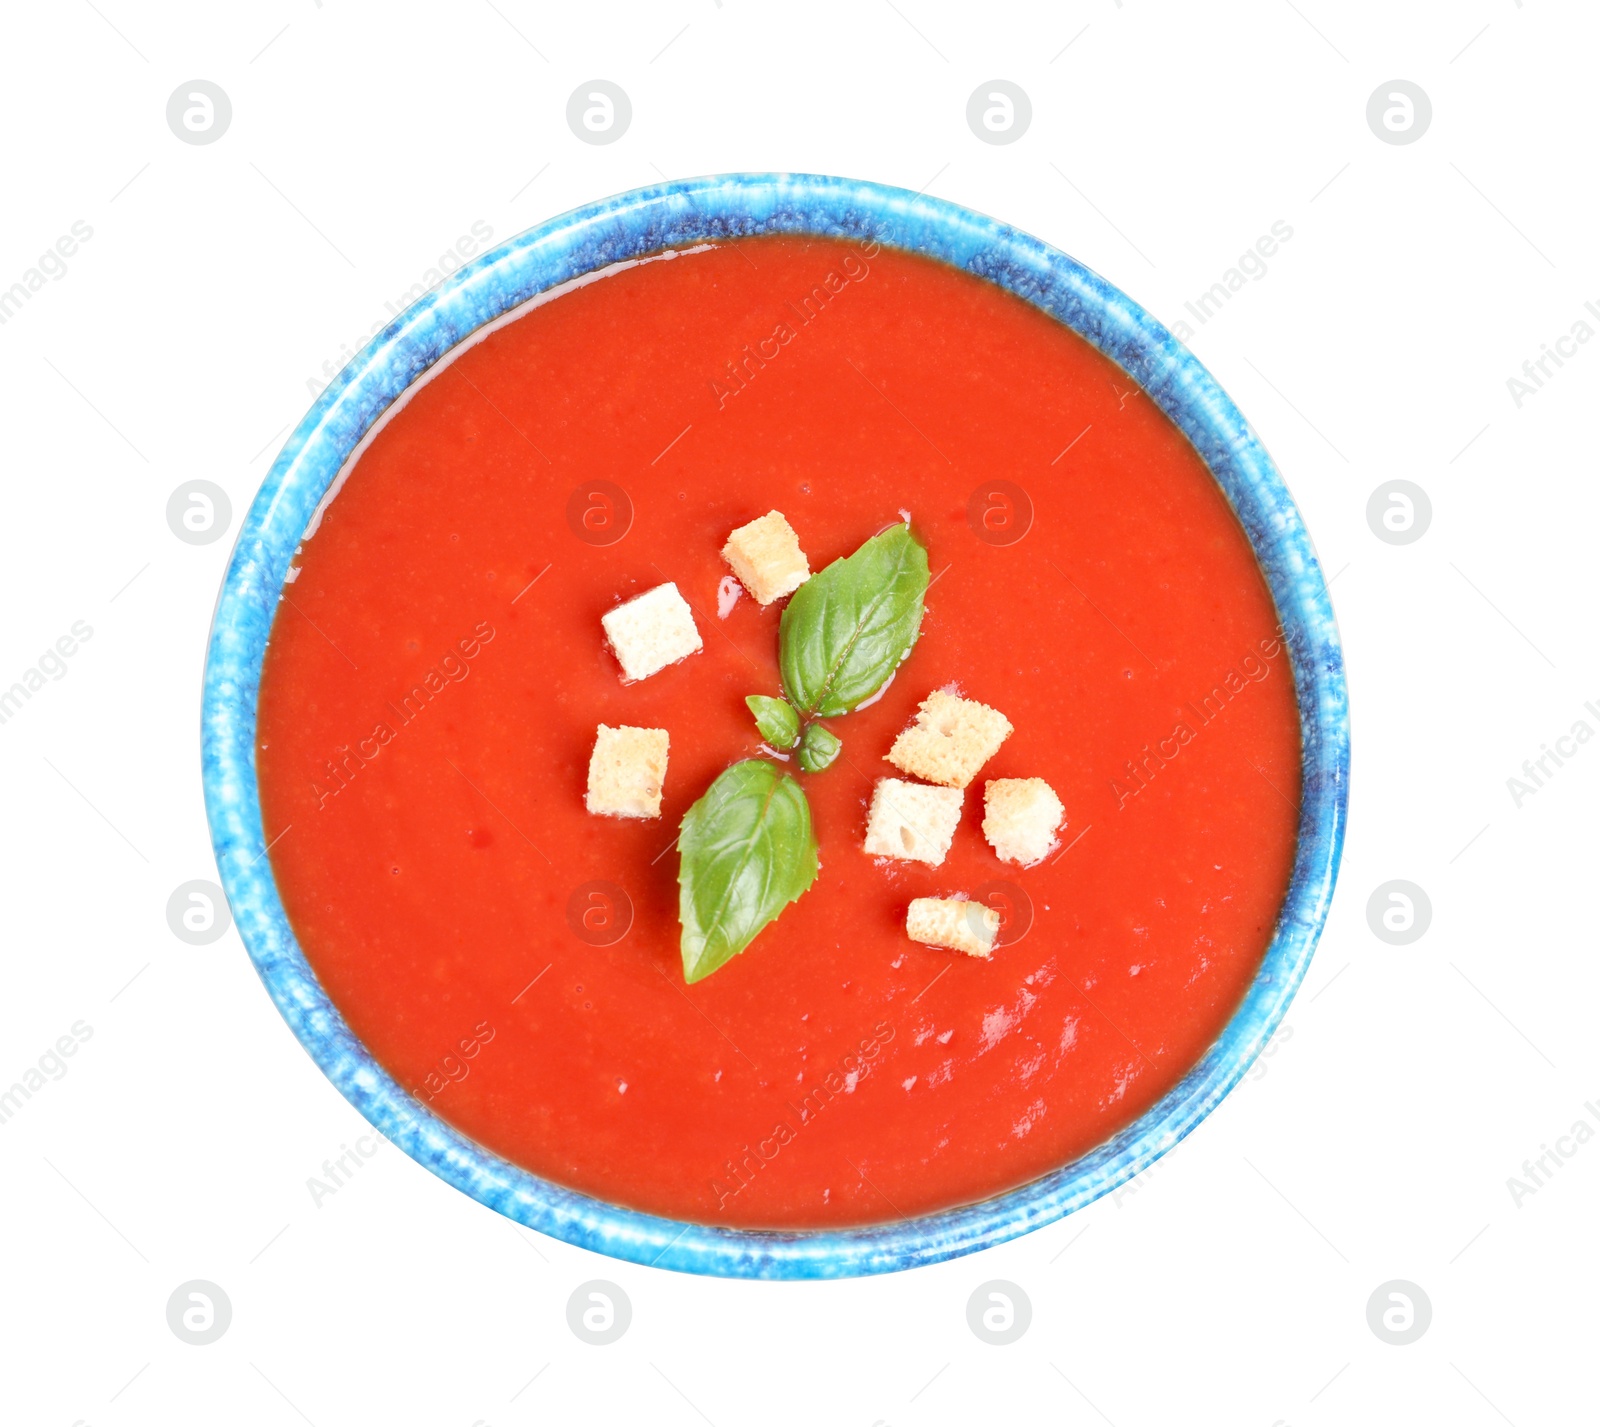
745 694 799 750
796 722 841 773
778 523 929 718
677 759 819 984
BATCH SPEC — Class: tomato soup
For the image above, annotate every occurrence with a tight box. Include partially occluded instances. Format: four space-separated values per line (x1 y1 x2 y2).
255 235 1301 1227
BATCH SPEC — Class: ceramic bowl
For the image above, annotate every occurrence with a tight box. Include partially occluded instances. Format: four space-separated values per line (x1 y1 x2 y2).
202 172 1349 1278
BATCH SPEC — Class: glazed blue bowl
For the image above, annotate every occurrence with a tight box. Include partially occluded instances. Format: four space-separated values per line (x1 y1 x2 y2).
203 173 1348 1278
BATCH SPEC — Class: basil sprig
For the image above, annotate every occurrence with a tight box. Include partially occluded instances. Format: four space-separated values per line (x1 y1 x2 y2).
796 722 841 773
779 524 929 718
675 522 929 982
677 759 819 984
745 694 799 750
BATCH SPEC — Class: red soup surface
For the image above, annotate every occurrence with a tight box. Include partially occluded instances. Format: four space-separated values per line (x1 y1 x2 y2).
256 235 1301 1228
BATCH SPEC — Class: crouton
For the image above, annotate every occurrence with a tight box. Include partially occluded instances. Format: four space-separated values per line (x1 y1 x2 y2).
886 690 1013 789
983 778 1065 866
585 724 669 818
721 511 810 605
601 582 702 681
907 896 999 958
863 778 963 866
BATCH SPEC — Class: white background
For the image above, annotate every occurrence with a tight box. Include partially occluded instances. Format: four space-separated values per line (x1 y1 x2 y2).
1 1 1595 1423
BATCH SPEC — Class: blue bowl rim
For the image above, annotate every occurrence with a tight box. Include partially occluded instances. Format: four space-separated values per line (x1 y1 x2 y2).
201 171 1349 1280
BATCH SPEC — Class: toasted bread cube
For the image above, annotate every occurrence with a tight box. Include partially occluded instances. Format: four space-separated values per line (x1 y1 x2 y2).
886 690 1013 789
721 511 810 605
983 778 1065 867
585 724 669 818
863 778 963 866
907 897 999 958
601 582 702 681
